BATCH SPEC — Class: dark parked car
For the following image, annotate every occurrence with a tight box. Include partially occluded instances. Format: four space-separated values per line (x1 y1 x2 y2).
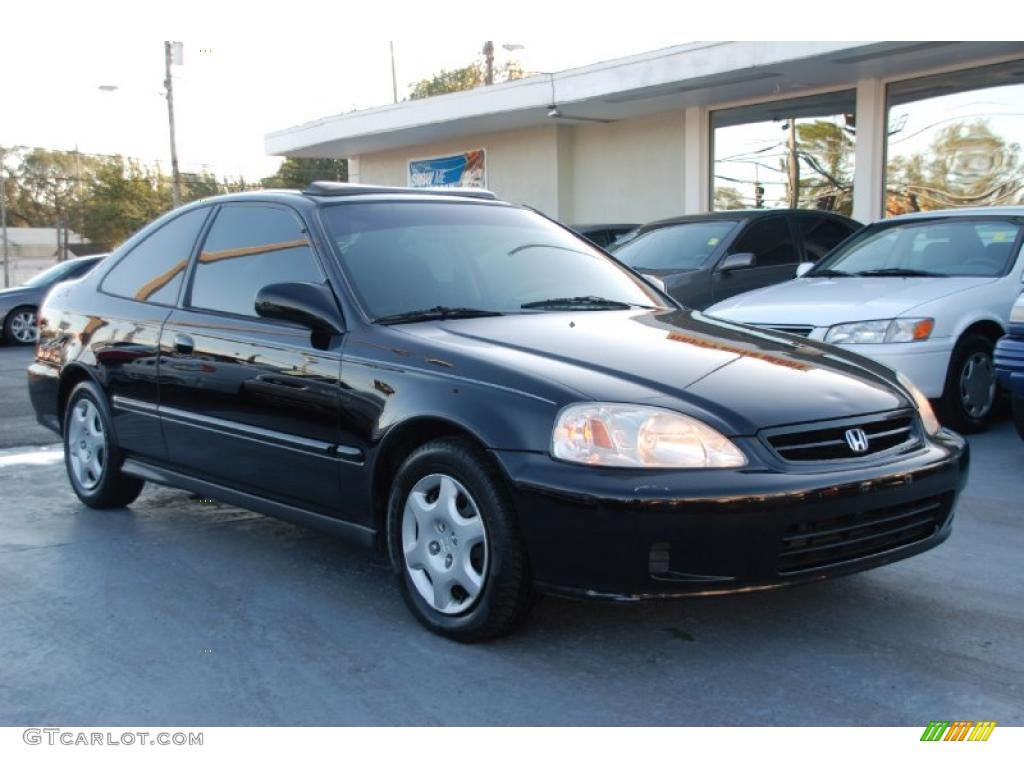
1 255 105 344
995 291 1024 438
29 184 966 641
571 223 638 250
613 209 861 309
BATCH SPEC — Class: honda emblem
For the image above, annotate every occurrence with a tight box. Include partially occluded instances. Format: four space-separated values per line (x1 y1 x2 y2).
844 428 870 454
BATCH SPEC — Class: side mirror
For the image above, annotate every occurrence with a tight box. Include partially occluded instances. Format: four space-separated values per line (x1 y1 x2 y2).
718 252 755 272
641 273 667 293
255 281 344 336
795 262 815 278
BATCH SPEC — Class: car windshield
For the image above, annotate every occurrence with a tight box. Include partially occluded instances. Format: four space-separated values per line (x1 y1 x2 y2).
320 201 667 320
613 221 738 271
21 259 91 289
811 218 1021 278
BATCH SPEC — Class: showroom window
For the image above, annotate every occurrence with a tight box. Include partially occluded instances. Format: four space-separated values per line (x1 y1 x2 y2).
885 60 1024 216
711 90 857 215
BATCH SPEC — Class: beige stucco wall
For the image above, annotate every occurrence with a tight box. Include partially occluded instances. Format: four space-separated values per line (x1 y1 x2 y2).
567 111 686 225
351 110 688 224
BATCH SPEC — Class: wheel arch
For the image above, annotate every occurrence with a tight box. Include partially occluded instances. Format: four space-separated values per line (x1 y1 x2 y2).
370 415 496 547
957 318 1005 346
57 363 103 430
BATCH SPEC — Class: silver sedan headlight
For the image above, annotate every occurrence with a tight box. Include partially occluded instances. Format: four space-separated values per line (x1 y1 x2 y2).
551 403 747 468
825 317 934 344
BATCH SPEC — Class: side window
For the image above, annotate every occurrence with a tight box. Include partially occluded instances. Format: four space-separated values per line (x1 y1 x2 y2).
102 208 209 303
729 217 797 267
798 216 857 262
189 205 323 318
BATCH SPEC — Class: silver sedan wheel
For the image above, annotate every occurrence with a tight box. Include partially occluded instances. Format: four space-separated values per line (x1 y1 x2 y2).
401 473 488 615
959 351 996 419
9 309 37 344
67 399 106 490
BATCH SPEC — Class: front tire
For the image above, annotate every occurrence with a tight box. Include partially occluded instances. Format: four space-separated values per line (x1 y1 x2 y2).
63 381 144 508
4 306 38 345
937 334 998 433
386 437 533 642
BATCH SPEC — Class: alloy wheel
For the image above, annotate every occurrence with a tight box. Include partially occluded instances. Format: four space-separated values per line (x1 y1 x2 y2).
67 399 106 490
959 350 996 419
401 473 488 615
9 310 37 344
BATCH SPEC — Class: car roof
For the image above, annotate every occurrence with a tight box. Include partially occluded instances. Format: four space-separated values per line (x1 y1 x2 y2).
636 208 855 234
572 223 639 231
183 184 507 210
885 206 1024 222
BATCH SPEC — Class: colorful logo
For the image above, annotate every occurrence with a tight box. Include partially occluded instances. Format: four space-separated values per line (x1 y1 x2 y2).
920 721 996 741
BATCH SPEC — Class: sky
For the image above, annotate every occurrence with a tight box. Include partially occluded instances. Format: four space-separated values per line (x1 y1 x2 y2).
0 1 1006 182
1 2 687 180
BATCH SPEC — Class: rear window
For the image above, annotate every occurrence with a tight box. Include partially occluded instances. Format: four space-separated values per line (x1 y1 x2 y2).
614 221 738 271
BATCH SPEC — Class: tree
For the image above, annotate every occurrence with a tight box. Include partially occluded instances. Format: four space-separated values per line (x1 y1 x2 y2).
886 119 1024 214
795 120 854 215
181 171 222 203
714 186 747 210
3 147 101 229
79 157 172 249
261 157 348 189
408 59 524 100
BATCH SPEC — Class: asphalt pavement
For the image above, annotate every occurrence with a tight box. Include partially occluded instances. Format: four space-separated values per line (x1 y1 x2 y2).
0 344 1022 725
0 346 53 449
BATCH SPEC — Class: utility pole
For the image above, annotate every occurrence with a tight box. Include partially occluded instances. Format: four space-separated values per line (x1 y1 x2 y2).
389 41 398 104
0 146 9 288
483 41 494 85
787 117 800 208
164 41 183 207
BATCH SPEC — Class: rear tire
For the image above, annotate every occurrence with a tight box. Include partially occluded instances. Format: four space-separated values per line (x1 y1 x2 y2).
4 306 37 345
937 334 998 434
386 437 533 642
63 380 145 509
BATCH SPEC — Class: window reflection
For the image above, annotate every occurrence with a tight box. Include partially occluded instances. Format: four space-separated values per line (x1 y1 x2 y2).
712 91 856 215
885 61 1024 215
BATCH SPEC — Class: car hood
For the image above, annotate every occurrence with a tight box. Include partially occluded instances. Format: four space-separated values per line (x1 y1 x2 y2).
706 275 998 326
394 309 910 434
0 286 38 306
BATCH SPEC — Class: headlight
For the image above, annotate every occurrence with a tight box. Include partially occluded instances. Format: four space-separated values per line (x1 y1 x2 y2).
1011 293 1024 324
551 403 747 468
825 318 934 344
897 372 941 436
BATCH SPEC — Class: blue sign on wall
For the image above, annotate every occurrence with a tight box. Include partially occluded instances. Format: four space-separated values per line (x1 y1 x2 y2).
408 149 486 188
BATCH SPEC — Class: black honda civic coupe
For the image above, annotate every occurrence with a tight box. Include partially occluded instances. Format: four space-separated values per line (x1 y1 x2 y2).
28 183 969 641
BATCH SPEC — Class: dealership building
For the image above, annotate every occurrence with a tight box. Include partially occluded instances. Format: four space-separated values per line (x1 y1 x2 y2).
266 41 1024 225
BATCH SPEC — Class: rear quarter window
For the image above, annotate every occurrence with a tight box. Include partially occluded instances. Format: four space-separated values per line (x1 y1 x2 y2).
101 208 210 304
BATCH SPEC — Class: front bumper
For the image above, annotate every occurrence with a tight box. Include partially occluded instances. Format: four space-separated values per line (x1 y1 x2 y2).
494 430 968 601
994 333 1024 398
834 338 953 398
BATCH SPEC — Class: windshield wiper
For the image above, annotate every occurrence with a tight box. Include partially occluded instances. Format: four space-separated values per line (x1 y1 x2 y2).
806 268 852 278
854 268 946 278
520 295 652 310
375 306 504 325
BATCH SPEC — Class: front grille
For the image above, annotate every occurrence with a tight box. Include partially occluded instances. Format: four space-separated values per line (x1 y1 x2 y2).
755 324 814 337
764 411 919 463
777 494 951 574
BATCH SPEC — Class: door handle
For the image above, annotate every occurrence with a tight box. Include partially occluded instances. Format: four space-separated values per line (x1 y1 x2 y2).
173 333 194 354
